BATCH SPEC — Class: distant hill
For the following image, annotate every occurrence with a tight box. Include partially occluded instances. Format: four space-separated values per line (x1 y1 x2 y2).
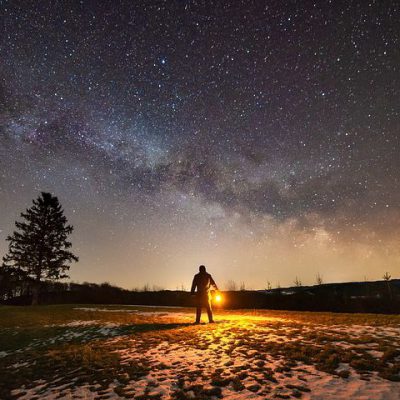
1 279 400 314
263 279 400 298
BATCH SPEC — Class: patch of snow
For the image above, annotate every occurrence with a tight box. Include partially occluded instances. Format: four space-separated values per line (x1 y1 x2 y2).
0 351 8 358
304 366 400 400
74 307 137 312
127 304 186 308
10 361 31 369
11 384 100 399
368 350 384 359
46 320 101 327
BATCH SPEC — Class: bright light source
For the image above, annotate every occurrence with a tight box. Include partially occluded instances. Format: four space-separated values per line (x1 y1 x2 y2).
215 294 222 303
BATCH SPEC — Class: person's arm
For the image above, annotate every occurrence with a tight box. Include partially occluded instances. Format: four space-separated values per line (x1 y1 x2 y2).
191 275 197 294
210 275 218 291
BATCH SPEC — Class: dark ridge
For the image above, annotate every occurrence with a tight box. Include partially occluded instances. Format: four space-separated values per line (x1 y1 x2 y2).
1 279 400 314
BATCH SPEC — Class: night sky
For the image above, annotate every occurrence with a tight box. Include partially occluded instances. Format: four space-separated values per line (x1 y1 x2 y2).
1 1 399 290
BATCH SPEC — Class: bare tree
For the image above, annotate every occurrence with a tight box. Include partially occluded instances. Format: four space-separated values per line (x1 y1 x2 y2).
275 282 282 294
226 280 238 291
383 272 393 300
316 273 323 285
383 272 391 281
294 276 302 287
266 281 272 290
239 281 246 291
142 283 151 292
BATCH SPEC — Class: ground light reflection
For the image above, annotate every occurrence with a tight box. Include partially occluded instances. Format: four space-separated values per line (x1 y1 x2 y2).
2 305 400 399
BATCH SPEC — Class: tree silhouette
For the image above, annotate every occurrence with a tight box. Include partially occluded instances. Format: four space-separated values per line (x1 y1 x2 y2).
294 276 302 287
0 263 28 301
383 272 391 281
2 192 78 305
383 272 392 300
226 280 238 291
316 273 323 285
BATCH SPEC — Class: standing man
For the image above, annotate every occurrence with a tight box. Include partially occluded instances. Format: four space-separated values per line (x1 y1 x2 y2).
191 265 219 324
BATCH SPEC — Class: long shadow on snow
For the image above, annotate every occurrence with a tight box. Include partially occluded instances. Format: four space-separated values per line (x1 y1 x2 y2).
0 323 194 353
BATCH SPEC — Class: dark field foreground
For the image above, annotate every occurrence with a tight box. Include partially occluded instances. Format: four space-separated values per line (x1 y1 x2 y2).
1 305 400 399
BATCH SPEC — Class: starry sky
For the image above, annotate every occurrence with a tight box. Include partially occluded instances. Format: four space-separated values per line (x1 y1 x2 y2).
1 1 399 290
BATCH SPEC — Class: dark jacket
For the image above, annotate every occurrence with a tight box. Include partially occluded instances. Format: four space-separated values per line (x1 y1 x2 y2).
191 272 218 295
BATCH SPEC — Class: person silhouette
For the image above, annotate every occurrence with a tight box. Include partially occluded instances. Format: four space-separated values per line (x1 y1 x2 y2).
190 265 219 324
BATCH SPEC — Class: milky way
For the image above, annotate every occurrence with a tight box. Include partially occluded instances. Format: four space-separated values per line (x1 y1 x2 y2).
1 1 399 289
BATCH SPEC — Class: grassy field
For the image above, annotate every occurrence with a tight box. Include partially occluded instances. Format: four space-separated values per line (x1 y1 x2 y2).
1 305 400 399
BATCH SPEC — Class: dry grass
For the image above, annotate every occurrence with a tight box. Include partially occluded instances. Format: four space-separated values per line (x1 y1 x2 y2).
1 305 400 398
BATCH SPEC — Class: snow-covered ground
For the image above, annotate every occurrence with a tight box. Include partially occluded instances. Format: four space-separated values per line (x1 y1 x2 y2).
2 305 400 399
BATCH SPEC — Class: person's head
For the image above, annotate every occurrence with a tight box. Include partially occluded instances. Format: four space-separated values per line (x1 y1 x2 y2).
199 265 206 273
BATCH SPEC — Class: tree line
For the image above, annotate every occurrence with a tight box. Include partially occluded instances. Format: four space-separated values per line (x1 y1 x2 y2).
1 192 398 312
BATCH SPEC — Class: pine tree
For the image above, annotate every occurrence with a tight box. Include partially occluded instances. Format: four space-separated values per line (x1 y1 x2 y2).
2 192 78 305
